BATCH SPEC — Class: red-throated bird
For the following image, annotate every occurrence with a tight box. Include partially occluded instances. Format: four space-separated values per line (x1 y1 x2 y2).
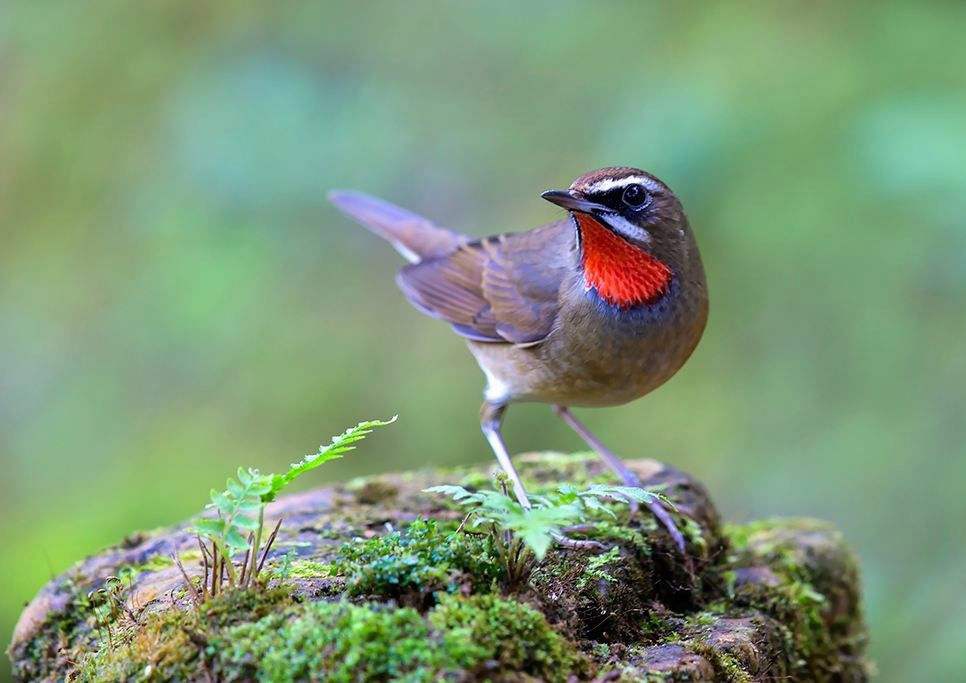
329 167 708 551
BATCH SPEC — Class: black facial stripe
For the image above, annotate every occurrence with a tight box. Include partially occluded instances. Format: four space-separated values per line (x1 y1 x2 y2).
587 185 652 215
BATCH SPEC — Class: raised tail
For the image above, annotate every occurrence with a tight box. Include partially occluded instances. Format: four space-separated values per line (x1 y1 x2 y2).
328 190 467 263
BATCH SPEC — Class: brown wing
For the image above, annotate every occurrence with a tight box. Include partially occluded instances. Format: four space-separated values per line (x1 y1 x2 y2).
397 220 576 344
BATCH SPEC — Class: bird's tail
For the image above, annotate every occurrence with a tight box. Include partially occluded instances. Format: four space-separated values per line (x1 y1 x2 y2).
328 190 467 263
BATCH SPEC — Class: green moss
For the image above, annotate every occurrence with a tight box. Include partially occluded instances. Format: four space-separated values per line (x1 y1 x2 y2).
75 609 200 682
116 554 175 578
199 585 294 629
724 519 859 679
211 595 587 682
457 469 492 490
576 546 621 589
70 586 296 681
688 641 752 683
68 587 587 682
285 559 338 579
214 602 454 682
10 606 88 681
587 519 652 555
517 451 617 490
336 518 502 603
346 477 399 504
428 594 590 681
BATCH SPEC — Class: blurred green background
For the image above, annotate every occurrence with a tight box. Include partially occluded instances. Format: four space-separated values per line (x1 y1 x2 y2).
3 2 965 680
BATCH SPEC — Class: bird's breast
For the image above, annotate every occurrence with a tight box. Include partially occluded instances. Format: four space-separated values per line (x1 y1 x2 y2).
576 214 672 309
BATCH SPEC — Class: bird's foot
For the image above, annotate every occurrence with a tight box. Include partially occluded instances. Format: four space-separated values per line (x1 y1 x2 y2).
552 531 608 553
619 471 687 556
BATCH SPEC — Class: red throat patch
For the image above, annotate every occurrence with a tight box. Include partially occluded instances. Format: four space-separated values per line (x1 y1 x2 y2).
575 214 672 309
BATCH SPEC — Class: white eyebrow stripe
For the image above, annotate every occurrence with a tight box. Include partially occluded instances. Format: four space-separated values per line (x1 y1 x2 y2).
584 175 662 195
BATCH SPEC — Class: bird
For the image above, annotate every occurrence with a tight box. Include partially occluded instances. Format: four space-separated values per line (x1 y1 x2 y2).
329 167 708 552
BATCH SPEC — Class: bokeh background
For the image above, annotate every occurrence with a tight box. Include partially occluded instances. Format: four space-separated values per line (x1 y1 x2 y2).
3 2 965 680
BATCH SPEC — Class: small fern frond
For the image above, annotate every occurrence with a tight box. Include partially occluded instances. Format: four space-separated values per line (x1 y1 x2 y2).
267 416 397 501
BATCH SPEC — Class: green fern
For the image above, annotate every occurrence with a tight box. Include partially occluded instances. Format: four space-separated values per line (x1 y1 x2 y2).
194 468 273 552
426 481 671 563
186 416 396 598
267 417 397 501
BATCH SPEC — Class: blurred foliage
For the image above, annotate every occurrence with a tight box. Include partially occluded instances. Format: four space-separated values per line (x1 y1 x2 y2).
1 2 965 680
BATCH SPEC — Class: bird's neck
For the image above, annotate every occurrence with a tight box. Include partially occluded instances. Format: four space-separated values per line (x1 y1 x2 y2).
575 213 672 309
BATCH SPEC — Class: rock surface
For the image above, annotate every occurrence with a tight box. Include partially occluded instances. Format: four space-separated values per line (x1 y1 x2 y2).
8 453 870 681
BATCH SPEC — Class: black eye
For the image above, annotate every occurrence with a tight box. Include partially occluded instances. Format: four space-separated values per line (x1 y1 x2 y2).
621 184 648 208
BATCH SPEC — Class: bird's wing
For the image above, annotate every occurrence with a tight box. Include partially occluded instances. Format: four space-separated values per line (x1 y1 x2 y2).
397 220 576 344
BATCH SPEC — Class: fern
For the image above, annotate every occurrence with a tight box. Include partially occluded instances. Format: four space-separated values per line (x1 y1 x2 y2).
426 481 671 564
267 416 397 501
186 416 396 598
425 484 583 560
194 468 273 552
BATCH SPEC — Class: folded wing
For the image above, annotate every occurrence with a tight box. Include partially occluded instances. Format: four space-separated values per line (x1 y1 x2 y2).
398 222 576 345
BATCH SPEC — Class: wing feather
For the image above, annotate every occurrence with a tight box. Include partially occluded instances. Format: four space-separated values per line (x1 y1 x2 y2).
397 220 576 344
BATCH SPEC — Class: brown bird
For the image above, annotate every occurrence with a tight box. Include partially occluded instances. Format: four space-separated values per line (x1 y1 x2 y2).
329 167 708 551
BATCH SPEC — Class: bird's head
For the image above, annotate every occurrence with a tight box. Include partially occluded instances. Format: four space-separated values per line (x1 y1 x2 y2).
542 167 698 309
541 167 688 249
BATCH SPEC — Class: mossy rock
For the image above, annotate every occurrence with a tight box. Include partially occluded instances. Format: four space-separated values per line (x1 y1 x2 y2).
8 453 871 681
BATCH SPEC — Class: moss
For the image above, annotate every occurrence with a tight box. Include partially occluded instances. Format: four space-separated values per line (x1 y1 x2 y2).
198 585 294 629
428 594 590 681
116 554 175 578
529 545 654 643
209 595 587 682
9 606 86 681
284 559 338 579
724 519 868 680
457 469 492 490
576 546 621 589
75 609 200 682
69 586 296 681
587 519 653 555
213 602 450 682
346 477 399 504
12 456 868 681
517 451 617 490
687 641 752 683
336 518 503 604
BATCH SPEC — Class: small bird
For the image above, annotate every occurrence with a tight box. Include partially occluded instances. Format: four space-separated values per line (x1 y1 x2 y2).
329 167 708 551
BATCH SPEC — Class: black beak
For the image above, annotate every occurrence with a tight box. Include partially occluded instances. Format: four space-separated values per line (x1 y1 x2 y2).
541 189 608 214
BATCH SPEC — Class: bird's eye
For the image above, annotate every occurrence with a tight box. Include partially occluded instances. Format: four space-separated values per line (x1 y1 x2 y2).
621 184 649 208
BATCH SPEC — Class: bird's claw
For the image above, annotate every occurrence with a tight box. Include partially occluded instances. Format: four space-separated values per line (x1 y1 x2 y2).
619 473 687 555
552 532 609 553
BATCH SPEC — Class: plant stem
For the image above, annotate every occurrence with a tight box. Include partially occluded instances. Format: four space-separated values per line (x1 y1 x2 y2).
217 540 238 587
173 553 201 607
256 517 283 577
197 538 210 601
210 544 219 596
248 506 265 587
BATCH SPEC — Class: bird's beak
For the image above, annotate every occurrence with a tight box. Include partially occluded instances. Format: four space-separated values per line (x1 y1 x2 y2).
541 189 608 214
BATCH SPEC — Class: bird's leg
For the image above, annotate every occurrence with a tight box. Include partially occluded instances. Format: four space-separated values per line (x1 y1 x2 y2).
480 401 531 509
481 402 606 553
553 405 687 554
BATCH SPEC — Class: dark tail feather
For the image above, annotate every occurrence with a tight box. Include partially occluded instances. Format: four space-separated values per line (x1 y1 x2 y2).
328 190 466 263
